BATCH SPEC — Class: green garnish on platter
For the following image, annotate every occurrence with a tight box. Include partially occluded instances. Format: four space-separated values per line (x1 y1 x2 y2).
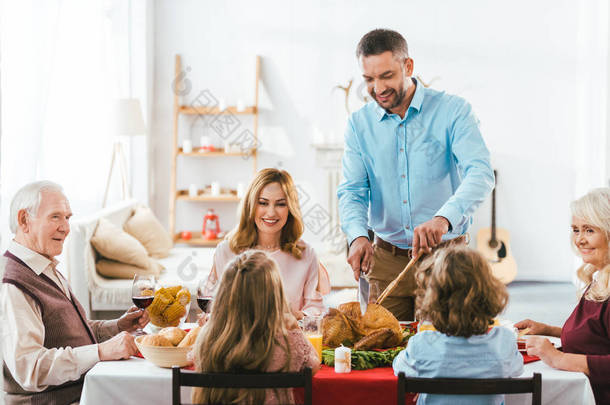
322 347 405 370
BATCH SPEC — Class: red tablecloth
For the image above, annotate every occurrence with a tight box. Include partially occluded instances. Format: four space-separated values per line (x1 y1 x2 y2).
295 352 539 405
522 353 540 364
294 365 416 405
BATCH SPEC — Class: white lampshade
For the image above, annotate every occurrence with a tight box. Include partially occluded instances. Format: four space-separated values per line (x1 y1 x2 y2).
112 98 146 136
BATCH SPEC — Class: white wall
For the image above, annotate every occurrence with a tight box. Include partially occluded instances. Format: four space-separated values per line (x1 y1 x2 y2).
151 0 609 281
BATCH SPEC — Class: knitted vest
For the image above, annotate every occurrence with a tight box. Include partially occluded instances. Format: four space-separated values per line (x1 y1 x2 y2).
2 251 97 405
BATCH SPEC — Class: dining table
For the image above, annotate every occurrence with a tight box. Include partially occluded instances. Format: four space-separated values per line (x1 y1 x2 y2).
80 335 596 405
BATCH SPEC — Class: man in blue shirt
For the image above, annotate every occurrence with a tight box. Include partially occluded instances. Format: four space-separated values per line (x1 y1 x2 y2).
338 29 494 320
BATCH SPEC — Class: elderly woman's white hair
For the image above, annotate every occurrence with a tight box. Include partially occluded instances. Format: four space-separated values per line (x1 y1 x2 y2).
9 181 64 234
572 187 610 302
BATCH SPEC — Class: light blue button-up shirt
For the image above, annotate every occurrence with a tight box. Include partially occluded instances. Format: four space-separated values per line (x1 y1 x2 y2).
393 327 524 405
337 78 494 249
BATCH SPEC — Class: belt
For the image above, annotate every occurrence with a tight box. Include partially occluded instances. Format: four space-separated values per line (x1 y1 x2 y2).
374 234 468 257
374 236 413 257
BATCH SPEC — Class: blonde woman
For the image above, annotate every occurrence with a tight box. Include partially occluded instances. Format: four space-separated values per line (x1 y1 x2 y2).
207 168 327 318
192 250 320 405
393 246 522 404
516 188 610 404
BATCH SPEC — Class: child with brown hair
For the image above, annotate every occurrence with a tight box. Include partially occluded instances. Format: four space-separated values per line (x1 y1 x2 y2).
393 246 523 405
191 250 319 405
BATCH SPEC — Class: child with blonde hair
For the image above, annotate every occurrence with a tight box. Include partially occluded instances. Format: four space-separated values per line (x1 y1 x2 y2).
393 246 523 404
192 250 319 405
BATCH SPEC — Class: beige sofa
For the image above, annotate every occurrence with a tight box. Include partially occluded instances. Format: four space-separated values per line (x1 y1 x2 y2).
65 199 214 317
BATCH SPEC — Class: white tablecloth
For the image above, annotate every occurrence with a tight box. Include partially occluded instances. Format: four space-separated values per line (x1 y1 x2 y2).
81 355 596 405
81 357 184 404
507 359 595 405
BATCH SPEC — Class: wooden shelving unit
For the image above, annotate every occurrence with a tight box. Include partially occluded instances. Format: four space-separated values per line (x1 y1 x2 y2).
174 231 224 247
177 148 255 157
169 54 260 246
179 106 257 115
175 190 241 202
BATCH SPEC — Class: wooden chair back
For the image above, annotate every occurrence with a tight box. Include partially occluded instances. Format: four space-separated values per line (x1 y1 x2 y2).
397 372 541 405
172 366 313 405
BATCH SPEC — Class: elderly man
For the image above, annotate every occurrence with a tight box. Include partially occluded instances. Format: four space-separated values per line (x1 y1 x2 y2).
338 29 494 320
1 181 148 405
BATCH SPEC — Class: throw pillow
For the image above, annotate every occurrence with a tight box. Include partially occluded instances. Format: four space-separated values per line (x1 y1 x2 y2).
91 218 150 268
124 205 173 258
96 258 164 279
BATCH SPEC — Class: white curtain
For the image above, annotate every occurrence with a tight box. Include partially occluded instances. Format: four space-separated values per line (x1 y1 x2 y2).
0 0 152 252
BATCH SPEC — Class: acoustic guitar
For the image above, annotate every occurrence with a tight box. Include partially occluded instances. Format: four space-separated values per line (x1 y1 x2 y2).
476 170 517 284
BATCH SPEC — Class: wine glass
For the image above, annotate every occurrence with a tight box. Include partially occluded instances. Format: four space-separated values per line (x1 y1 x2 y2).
131 274 156 335
197 276 215 315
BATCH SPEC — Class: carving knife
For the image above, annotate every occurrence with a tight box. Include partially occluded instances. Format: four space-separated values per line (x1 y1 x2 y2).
358 270 369 315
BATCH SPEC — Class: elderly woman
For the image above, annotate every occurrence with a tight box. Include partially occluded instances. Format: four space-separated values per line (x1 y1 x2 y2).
204 168 328 318
516 187 610 404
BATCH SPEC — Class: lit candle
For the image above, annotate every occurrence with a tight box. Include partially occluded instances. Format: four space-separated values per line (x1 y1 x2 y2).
334 345 351 373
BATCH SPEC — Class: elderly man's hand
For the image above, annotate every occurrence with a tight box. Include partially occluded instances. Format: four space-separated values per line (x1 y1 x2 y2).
412 216 450 257
117 306 149 333
98 331 138 361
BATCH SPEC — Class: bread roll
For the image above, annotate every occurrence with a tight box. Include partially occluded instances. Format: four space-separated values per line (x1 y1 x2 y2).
177 326 201 347
140 334 173 347
159 327 187 346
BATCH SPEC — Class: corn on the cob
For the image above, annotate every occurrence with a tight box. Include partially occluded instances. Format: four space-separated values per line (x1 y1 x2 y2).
162 301 187 324
147 291 172 316
176 289 191 306
165 285 182 297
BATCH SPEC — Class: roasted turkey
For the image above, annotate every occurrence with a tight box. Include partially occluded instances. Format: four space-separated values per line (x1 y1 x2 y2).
322 302 403 350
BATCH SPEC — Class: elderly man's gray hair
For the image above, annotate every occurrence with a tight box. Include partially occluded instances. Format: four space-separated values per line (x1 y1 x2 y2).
9 181 64 233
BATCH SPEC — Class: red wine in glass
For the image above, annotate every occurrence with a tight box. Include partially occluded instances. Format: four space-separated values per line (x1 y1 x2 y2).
197 297 212 313
131 275 156 335
132 296 154 309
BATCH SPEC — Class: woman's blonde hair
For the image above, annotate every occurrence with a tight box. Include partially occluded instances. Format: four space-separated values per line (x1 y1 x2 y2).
572 188 610 302
192 250 293 404
415 246 508 338
228 168 305 258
